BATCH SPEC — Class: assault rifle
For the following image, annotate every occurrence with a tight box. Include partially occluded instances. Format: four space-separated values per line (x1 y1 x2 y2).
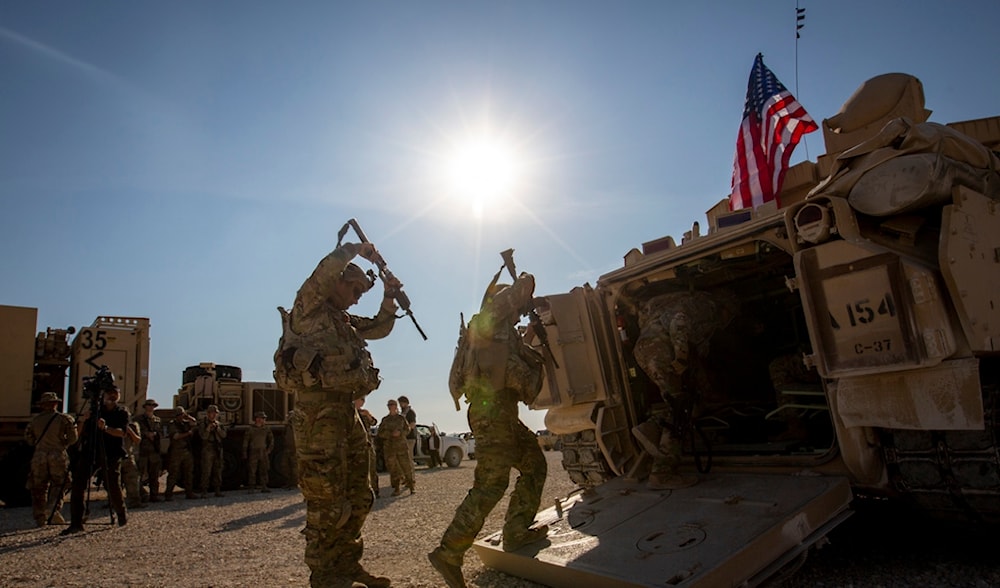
499 248 558 368
337 219 427 340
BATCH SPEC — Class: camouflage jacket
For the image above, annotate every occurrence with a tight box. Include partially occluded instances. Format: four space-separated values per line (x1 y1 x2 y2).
168 418 196 453
134 412 161 455
377 413 410 449
461 273 544 404
198 418 227 447
274 243 397 396
25 411 77 453
243 424 274 454
638 290 739 357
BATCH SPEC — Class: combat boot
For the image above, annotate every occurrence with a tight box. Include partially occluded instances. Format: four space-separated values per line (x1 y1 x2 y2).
352 566 391 588
428 547 466 588
502 525 549 552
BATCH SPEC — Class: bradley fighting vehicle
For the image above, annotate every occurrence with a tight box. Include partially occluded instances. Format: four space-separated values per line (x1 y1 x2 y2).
169 362 295 490
0 306 150 506
474 74 1000 587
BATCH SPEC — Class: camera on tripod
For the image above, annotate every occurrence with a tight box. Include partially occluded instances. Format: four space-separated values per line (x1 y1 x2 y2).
82 366 116 400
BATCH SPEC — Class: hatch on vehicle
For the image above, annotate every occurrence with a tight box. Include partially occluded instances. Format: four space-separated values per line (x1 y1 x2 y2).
474 472 851 588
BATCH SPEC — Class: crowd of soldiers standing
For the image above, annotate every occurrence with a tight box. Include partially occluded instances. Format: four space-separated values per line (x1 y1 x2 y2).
24 392 298 530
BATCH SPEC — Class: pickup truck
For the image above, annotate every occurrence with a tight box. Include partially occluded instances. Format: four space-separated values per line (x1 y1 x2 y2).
373 423 467 471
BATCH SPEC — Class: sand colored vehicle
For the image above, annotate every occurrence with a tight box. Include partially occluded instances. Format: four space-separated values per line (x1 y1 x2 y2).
474 73 1000 587
0 308 150 506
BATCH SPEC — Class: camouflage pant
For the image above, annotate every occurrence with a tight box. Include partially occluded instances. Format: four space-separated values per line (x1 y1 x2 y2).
200 446 224 493
439 398 546 560
633 314 712 473
28 449 69 525
166 449 194 496
367 437 378 494
247 447 270 488
383 439 415 491
293 399 373 587
122 455 141 507
137 450 162 498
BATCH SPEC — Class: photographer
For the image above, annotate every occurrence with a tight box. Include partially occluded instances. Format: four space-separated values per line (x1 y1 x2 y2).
61 384 131 535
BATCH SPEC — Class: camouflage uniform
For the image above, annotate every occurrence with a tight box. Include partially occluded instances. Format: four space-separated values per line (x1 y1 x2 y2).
430 273 548 585
377 410 414 495
198 409 227 497
24 395 77 526
165 410 198 500
631 290 738 486
243 418 275 491
273 242 397 588
282 413 298 489
134 407 163 502
357 405 379 497
121 422 144 508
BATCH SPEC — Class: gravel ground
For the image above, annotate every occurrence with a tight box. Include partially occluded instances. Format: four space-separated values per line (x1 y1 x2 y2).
1 452 998 587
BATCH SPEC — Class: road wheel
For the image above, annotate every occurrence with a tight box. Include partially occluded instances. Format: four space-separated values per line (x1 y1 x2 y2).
444 446 463 468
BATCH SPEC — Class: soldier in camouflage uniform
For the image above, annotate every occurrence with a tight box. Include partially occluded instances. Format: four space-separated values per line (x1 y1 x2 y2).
164 407 198 500
377 399 414 496
243 411 275 492
24 392 77 527
273 240 399 588
198 404 227 498
121 421 145 508
134 399 163 502
630 290 739 490
428 273 548 588
355 397 380 498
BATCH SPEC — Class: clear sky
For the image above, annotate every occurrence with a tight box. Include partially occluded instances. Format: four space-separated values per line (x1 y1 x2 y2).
2 1 998 434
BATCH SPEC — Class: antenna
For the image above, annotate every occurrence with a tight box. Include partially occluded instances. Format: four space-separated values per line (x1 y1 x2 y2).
795 1 811 161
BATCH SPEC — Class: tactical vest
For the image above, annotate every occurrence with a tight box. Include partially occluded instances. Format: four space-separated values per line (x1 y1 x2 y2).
274 305 380 394
450 310 543 407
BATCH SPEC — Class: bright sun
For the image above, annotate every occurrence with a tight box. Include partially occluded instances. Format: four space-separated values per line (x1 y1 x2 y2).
442 134 523 219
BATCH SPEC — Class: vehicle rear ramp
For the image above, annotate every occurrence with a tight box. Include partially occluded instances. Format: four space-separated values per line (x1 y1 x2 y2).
473 473 852 587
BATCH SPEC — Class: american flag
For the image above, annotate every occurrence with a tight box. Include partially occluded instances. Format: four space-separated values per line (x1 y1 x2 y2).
729 53 817 211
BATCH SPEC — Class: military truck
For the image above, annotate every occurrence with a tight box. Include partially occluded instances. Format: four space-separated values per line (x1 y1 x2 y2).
0 306 150 506
474 74 1000 587
172 362 295 490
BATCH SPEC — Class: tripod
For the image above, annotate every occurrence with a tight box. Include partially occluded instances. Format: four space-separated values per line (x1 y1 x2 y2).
60 391 124 534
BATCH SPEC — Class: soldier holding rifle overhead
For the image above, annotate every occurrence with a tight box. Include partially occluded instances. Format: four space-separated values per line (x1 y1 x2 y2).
275 220 422 588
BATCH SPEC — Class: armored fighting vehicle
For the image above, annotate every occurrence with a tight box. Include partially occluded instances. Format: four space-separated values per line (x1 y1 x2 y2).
474 74 1000 587
0 307 150 506
170 362 296 490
